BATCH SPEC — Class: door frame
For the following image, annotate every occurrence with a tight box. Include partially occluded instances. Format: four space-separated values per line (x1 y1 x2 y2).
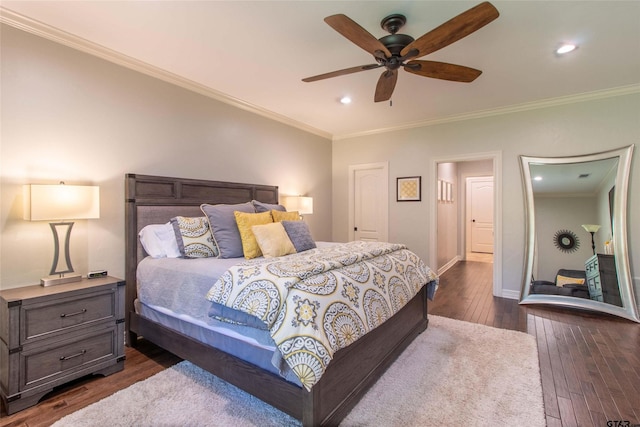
348 162 389 242
430 151 503 298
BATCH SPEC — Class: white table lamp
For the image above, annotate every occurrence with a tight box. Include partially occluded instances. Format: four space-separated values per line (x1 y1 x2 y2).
24 183 100 286
283 196 313 218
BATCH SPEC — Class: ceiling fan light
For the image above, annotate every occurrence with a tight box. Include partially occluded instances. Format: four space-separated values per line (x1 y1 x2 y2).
556 44 577 55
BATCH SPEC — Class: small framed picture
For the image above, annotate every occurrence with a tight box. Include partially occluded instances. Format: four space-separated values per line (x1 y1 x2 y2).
397 176 421 202
437 180 443 201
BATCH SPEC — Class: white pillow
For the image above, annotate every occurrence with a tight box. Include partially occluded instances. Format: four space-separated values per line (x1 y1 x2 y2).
139 223 181 258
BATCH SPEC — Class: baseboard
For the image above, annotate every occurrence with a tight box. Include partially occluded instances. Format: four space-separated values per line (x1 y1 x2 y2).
501 289 521 300
438 256 461 276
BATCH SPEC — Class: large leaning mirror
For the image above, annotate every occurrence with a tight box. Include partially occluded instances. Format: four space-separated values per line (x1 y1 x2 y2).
519 145 639 323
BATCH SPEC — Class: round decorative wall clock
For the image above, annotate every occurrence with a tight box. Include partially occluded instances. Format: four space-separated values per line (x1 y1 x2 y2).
553 230 580 253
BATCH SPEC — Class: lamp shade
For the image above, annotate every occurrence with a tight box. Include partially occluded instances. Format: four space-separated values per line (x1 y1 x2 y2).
283 196 313 215
24 184 100 221
581 224 601 233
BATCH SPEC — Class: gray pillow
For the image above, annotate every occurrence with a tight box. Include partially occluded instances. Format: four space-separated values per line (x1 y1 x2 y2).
200 202 255 258
281 220 316 252
252 200 286 213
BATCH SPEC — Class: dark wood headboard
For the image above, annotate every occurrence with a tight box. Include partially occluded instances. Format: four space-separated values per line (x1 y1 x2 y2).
124 173 279 341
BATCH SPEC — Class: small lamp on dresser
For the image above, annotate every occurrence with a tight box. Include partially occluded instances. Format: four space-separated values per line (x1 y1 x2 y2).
23 182 100 286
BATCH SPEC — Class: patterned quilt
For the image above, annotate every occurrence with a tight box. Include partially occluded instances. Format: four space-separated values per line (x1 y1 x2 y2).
205 241 438 390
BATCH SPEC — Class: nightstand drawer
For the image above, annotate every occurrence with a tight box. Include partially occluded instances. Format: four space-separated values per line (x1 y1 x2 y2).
21 327 118 390
22 288 117 343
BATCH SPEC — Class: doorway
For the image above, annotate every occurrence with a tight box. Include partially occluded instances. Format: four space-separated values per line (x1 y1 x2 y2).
431 152 502 297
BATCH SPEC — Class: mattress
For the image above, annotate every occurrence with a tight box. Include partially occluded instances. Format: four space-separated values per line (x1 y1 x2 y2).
136 256 301 384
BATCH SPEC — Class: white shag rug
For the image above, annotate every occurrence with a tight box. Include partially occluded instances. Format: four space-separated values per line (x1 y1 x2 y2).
53 315 545 427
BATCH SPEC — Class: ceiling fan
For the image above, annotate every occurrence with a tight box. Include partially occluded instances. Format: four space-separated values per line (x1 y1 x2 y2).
302 2 499 102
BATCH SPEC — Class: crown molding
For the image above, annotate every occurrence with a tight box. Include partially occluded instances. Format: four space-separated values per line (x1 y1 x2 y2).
3 7 638 143
333 84 640 141
0 7 332 140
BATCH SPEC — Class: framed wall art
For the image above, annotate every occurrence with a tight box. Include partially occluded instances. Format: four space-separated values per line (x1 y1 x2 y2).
397 176 421 202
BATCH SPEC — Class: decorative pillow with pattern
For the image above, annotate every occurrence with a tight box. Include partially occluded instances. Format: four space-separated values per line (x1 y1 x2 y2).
234 210 274 259
170 216 218 258
281 220 316 252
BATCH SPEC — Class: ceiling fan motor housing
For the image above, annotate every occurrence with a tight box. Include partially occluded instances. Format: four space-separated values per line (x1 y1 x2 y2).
379 33 415 56
379 14 414 58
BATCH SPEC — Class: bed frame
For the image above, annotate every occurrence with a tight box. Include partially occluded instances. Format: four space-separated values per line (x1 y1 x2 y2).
125 173 429 426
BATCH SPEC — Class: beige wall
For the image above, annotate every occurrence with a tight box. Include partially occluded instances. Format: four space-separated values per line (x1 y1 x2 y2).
332 92 640 306
3 23 639 311
0 25 332 289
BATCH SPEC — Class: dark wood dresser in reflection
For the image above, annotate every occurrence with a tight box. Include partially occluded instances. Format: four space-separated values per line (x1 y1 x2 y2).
585 254 622 306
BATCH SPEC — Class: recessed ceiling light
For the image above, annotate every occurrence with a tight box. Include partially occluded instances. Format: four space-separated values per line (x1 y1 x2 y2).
556 43 577 55
534 176 543 181
340 96 352 105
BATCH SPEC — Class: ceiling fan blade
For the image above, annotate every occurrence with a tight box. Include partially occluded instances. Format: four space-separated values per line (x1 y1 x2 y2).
404 60 482 82
302 64 382 82
400 2 499 58
374 69 398 102
325 14 392 58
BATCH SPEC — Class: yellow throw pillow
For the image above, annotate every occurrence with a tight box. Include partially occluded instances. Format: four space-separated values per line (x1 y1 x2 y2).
556 274 585 287
272 210 300 222
234 211 273 259
251 222 297 258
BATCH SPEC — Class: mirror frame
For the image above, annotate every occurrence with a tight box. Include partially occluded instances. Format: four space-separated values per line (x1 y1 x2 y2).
519 145 639 323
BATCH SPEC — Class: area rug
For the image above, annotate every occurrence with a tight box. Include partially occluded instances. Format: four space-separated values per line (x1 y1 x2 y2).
52 315 545 426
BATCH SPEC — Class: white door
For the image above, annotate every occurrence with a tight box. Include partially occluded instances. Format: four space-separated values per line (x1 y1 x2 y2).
467 177 494 253
350 163 388 242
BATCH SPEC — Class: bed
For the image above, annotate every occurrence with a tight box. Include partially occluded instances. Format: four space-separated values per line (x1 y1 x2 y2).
125 173 437 426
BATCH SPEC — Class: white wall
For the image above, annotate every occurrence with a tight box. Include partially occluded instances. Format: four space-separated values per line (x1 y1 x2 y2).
332 92 640 305
437 163 458 270
0 25 332 289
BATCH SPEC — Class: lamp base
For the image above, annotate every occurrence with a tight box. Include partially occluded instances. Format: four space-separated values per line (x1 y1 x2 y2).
41 273 82 287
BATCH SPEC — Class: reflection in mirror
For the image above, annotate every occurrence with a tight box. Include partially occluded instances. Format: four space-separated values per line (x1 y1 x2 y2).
520 145 639 323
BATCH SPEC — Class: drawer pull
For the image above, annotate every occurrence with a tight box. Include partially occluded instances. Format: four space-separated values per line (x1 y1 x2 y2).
60 309 87 318
60 349 86 361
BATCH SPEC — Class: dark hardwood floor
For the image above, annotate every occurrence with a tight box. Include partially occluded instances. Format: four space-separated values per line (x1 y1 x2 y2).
1 260 638 426
428 260 640 427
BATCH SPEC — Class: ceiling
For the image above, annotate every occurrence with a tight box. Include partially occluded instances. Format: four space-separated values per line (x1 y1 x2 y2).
2 1 640 140
530 157 617 195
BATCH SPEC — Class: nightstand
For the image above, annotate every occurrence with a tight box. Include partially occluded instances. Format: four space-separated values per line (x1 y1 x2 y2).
0 276 125 415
